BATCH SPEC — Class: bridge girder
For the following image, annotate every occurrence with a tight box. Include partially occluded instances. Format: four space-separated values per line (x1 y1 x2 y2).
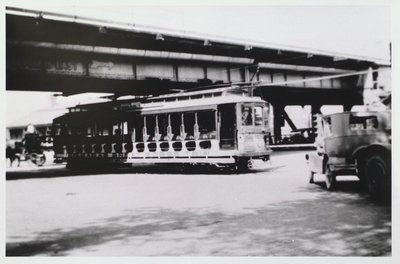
7 41 363 100
6 7 377 100
6 9 378 71
6 7 379 140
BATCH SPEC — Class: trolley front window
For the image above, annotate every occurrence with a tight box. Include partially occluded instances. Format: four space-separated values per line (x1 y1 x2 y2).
241 105 253 126
241 104 264 127
254 106 263 126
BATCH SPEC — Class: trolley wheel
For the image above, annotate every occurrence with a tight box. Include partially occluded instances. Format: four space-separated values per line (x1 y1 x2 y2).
235 158 250 173
29 153 46 167
324 164 336 191
364 152 391 201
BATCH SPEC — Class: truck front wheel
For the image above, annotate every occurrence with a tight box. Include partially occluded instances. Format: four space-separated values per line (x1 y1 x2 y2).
364 153 391 201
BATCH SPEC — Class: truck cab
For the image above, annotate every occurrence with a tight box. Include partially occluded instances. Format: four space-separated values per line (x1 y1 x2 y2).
306 110 391 200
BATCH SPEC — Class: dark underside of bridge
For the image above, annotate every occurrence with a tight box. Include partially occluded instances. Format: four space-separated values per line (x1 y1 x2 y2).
256 87 363 107
6 70 200 96
6 69 363 107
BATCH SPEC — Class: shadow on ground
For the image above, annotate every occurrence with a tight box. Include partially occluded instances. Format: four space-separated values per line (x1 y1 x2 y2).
7 186 391 256
6 163 285 180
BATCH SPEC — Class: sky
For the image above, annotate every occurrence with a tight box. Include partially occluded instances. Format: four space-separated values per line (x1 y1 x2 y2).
3 1 393 124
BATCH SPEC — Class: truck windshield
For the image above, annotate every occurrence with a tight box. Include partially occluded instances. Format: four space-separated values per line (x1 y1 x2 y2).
350 115 378 130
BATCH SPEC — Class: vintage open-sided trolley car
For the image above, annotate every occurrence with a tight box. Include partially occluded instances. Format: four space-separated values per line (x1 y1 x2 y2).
53 86 272 171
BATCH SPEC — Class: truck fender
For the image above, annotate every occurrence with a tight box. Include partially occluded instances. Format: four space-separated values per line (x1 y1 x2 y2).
352 144 391 163
306 152 327 174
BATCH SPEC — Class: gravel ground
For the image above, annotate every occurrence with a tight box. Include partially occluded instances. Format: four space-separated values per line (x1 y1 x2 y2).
6 151 391 256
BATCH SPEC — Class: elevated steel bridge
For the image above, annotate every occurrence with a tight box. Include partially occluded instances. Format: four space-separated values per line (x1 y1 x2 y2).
6 7 389 142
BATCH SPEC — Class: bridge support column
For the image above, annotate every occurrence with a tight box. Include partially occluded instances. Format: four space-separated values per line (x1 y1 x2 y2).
311 104 321 115
273 105 285 144
343 104 353 112
310 104 322 141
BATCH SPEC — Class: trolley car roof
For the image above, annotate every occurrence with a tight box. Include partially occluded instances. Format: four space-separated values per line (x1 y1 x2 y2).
63 86 266 115
140 94 265 115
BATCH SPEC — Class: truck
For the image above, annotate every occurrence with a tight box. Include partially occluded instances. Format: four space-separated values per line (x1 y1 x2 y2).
305 110 391 201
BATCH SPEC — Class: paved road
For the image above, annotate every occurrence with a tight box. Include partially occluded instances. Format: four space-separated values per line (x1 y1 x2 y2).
6 151 391 256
